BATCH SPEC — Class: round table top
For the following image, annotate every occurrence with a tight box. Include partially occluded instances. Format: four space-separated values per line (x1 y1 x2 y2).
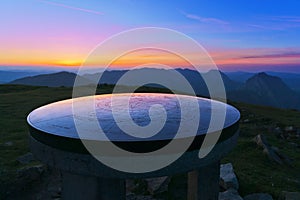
27 93 240 153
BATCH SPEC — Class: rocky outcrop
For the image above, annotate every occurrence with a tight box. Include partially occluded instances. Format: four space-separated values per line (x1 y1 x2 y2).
126 176 170 197
126 179 148 195
126 193 161 200
9 162 279 200
145 176 170 195
3 141 13 146
279 191 300 200
244 193 273 200
220 163 239 190
253 134 293 165
219 188 243 200
124 163 276 200
17 164 46 182
17 152 36 164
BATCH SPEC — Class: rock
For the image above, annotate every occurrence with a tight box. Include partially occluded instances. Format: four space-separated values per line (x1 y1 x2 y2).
126 193 159 200
219 189 243 200
47 185 61 198
270 146 279 152
274 127 283 138
126 179 137 193
17 164 46 182
244 193 273 200
289 142 300 148
279 191 300 200
145 176 170 195
126 193 135 200
263 147 283 164
3 141 13 146
285 126 294 132
17 152 35 164
220 163 239 190
253 134 289 165
253 134 269 149
126 177 170 197
128 179 148 195
286 178 300 184
243 119 250 123
271 147 293 166
280 133 286 140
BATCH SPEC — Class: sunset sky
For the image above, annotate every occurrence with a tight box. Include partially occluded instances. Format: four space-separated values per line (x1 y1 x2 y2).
1 0 300 72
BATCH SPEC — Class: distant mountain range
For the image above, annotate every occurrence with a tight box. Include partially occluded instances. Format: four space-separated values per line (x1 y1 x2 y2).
0 70 55 83
5 68 300 110
82 68 241 96
10 71 93 87
224 71 300 92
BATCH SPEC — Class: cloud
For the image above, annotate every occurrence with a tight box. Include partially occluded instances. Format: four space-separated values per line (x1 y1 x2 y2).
179 10 228 25
248 15 300 31
36 0 104 15
212 48 300 67
246 23 299 31
238 52 300 59
247 24 268 29
267 16 300 23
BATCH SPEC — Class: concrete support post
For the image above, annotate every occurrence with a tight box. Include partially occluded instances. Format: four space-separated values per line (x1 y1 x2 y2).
187 161 220 200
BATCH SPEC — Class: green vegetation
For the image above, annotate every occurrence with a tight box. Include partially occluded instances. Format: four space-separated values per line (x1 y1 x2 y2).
0 85 72 197
223 102 300 197
0 84 299 199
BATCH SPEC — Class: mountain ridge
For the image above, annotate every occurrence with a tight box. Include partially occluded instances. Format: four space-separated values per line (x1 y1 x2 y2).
10 71 92 87
225 71 300 92
228 72 300 110
7 68 300 110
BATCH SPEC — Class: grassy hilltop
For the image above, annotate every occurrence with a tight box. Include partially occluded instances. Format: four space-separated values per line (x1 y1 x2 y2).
0 84 299 199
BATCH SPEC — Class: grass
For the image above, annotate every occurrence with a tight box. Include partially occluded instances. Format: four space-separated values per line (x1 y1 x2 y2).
0 85 73 196
223 101 300 198
0 84 299 199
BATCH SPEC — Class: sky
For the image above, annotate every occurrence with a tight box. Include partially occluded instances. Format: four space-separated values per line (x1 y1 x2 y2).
1 0 300 73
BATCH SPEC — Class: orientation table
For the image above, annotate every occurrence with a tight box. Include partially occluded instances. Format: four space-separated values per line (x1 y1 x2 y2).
27 93 240 200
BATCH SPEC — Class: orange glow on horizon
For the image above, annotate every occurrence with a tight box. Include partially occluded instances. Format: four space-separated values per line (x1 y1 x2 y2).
107 49 193 68
1 47 299 70
54 60 83 67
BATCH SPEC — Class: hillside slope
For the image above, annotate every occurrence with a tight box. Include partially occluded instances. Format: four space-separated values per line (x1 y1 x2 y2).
10 71 92 87
0 85 299 199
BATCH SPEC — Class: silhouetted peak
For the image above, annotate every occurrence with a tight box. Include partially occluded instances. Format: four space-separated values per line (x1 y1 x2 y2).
257 72 268 77
248 72 281 83
52 71 76 76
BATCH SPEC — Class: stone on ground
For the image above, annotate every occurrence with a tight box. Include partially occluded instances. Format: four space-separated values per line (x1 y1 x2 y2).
220 163 239 190
126 193 161 200
145 176 170 195
17 164 46 181
244 193 273 200
219 188 243 200
279 191 300 200
17 152 35 164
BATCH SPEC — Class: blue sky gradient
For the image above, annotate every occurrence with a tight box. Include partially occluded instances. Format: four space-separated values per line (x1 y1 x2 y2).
1 0 300 72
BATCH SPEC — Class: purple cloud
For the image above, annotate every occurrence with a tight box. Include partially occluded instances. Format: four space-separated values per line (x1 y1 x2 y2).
248 15 300 31
238 52 300 59
267 16 300 23
179 10 229 25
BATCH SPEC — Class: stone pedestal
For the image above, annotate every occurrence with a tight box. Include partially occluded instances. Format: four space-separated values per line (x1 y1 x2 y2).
27 93 240 200
188 162 220 200
62 172 125 200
